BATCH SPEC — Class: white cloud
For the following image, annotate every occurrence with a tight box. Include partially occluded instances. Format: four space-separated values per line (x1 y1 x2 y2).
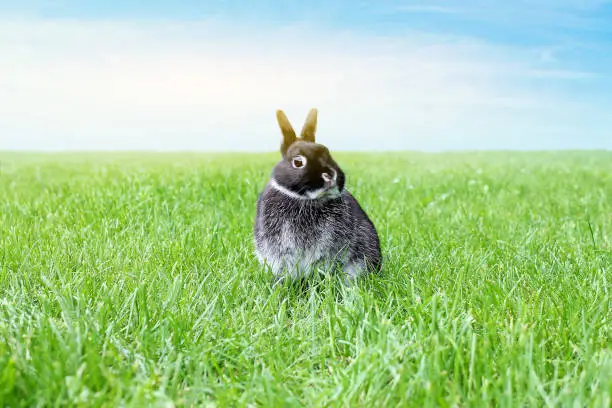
0 18 610 151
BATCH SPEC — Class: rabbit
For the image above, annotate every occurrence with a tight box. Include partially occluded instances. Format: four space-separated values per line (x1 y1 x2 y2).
253 108 382 283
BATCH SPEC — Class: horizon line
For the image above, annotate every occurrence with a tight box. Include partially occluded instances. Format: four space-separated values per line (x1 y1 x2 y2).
1 149 610 155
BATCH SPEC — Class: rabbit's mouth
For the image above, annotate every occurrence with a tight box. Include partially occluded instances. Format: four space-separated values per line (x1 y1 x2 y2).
306 185 342 200
306 169 341 199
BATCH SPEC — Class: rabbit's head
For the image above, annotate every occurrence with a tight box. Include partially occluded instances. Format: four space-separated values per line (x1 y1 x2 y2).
270 108 345 200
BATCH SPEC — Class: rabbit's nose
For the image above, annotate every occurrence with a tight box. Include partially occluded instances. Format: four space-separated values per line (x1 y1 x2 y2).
322 172 334 184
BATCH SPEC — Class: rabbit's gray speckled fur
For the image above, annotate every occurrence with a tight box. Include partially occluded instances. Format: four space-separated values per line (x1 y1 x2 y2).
254 108 381 282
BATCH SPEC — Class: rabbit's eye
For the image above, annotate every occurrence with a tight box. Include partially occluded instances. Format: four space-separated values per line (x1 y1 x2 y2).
292 155 307 168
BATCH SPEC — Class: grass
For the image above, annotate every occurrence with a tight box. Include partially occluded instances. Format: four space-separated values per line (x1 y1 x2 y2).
0 151 610 407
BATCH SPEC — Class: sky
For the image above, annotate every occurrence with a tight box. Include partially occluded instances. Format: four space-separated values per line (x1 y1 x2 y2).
1 1 611 151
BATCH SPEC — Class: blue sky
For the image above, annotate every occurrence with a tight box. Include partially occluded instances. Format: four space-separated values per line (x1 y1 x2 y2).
1 1 611 151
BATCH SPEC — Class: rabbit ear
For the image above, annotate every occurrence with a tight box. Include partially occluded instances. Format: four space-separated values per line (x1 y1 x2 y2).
300 108 318 142
276 110 297 157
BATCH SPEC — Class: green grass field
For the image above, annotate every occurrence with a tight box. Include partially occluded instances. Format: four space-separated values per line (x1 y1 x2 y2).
0 151 610 407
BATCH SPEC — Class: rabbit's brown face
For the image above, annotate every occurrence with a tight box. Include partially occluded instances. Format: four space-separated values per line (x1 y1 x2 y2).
272 140 345 200
271 108 345 200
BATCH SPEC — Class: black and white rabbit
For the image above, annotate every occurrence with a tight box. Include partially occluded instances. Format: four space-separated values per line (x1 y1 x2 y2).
254 108 382 282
